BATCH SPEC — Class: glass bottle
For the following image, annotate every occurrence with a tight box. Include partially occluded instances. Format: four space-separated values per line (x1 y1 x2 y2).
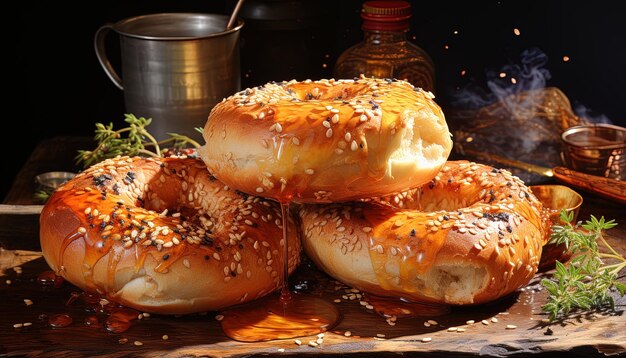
334 0 435 92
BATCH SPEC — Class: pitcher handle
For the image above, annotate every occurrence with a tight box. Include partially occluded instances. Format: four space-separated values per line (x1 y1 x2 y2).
94 24 123 90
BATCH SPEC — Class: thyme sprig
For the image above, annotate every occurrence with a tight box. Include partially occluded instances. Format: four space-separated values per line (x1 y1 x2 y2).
76 114 202 168
541 210 626 320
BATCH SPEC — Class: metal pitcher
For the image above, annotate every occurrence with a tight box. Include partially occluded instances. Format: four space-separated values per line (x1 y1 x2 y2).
95 13 243 140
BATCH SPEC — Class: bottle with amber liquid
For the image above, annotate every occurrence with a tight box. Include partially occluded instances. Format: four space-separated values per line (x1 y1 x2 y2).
334 0 435 92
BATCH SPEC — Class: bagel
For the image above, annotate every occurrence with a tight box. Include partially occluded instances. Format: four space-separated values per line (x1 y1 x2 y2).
40 156 300 314
199 76 453 203
298 161 547 305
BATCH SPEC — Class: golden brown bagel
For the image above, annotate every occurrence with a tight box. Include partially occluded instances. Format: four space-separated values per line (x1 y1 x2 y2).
40 156 300 314
298 161 547 305
200 76 453 203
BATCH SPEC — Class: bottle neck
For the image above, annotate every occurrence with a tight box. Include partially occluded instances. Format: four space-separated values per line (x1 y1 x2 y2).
362 29 407 45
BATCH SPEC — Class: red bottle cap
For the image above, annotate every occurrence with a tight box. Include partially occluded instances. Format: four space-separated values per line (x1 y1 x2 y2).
361 1 412 32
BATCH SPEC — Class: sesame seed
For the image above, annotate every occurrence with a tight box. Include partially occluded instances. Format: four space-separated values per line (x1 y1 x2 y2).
78 227 87 234
344 331 352 337
275 123 283 133
13 323 23 328
308 341 318 347
427 320 438 325
421 337 432 343
482 320 490 325
491 317 498 323
506 325 517 329
23 299 33 306
292 137 300 146
448 327 458 332
323 120 331 128
295 339 302 345
331 114 340 123
305 168 315 175
466 320 475 325
278 348 285 353
326 128 333 138
376 333 385 338
23 322 32 327
215 314 224 321
134 341 143 346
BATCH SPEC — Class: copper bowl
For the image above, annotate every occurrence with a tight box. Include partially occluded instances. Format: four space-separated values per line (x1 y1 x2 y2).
561 124 626 180
530 185 583 272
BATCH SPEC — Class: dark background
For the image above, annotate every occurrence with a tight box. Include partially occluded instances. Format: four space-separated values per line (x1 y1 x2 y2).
5 0 626 200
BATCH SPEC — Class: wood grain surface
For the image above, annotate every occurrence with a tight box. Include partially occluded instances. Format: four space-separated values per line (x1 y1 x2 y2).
0 137 624 357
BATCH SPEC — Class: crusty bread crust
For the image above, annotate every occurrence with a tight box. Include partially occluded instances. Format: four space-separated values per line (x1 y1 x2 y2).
40 156 300 314
299 161 548 305
200 77 453 203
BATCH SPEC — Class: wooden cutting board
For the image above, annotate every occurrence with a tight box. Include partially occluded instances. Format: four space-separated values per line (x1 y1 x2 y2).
0 137 624 357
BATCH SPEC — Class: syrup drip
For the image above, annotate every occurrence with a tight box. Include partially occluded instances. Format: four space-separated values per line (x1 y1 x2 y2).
105 308 139 333
48 314 73 328
63 290 139 333
415 186 422 211
37 271 64 288
84 315 100 327
221 202 341 342
363 293 449 318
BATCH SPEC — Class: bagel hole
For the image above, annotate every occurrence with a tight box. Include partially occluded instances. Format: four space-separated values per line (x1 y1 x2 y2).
425 265 487 304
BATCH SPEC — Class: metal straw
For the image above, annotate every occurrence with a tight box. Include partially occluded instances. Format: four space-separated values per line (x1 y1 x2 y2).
226 0 245 30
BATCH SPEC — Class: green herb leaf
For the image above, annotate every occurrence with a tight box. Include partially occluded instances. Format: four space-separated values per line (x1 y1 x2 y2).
541 210 625 321
77 114 201 168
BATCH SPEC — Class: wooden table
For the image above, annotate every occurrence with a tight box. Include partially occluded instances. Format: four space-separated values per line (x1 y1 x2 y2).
1 137 625 357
